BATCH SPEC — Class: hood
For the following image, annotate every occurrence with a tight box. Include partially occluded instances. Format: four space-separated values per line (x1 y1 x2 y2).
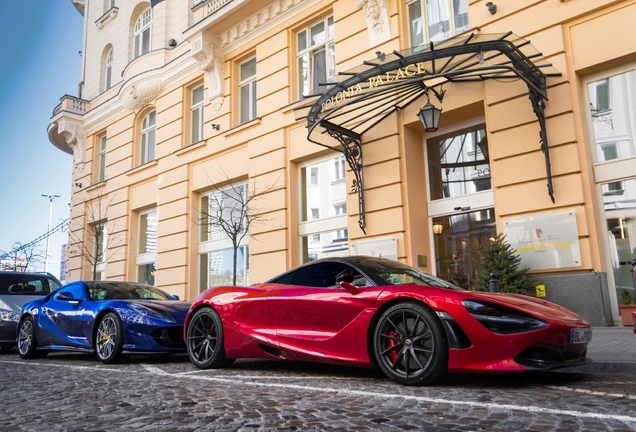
132 300 192 320
470 291 588 324
0 295 46 312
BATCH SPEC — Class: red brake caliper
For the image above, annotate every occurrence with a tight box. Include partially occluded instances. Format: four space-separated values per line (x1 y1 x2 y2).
387 329 399 362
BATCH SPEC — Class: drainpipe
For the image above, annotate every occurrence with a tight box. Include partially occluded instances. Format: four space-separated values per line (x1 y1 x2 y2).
78 0 89 98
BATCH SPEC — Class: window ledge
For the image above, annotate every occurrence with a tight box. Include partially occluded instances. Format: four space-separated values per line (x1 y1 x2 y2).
175 140 207 156
222 117 261 137
95 7 118 29
126 159 158 176
85 180 107 192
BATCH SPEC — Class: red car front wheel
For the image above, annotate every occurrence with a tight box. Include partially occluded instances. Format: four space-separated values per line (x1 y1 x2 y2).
186 307 235 369
373 302 448 385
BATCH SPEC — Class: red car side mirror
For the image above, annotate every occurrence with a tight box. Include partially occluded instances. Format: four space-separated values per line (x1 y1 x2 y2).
338 281 362 295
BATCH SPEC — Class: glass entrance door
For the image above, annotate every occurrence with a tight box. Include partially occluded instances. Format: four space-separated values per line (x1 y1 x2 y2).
427 122 496 288
603 179 636 303
432 209 495 289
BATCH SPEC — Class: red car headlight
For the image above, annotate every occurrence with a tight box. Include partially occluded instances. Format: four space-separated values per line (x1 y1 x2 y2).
462 300 548 334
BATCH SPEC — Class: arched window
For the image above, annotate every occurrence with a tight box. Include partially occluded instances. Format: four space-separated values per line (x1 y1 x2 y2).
104 48 113 91
133 7 152 59
139 110 156 165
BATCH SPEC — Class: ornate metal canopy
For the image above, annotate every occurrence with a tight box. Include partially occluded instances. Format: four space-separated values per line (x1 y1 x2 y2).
295 32 561 234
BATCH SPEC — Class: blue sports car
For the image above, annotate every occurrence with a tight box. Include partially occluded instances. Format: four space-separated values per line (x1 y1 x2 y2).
17 281 191 364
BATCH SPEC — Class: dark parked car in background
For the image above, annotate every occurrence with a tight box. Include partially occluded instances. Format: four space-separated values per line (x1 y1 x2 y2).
0 271 62 349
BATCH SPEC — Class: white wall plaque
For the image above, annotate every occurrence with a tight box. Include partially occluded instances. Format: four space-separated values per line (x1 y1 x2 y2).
351 236 397 261
503 210 581 270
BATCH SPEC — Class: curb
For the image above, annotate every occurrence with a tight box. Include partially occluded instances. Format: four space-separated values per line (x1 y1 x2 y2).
567 362 636 374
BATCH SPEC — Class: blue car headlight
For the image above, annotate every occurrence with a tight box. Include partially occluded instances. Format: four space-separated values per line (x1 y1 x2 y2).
0 308 20 322
130 304 176 323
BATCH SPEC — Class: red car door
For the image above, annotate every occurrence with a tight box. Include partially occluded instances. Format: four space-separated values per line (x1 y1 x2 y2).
266 261 381 365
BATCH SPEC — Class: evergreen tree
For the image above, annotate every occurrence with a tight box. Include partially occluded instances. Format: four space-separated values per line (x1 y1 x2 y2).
473 233 537 294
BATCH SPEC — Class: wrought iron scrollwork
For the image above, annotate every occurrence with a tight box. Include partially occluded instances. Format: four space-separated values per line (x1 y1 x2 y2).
326 129 366 234
528 87 555 203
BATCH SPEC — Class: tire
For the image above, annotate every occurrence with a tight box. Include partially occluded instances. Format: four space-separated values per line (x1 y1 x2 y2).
186 307 234 369
17 317 48 359
95 312 124 364
373 302 448 386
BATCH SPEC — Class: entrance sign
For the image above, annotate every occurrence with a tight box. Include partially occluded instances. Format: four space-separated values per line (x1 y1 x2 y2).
503 210 581 270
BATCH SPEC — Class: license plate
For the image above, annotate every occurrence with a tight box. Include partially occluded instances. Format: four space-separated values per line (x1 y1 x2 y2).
570 328 592 344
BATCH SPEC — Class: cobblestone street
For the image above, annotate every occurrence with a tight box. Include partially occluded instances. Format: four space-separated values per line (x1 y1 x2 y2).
1 350 635 431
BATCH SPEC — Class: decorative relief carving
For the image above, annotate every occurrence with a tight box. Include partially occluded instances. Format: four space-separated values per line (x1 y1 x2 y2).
190 32 225 110
356 0 391 47
120 79 163 110
218 0 311 49
57 118 86 172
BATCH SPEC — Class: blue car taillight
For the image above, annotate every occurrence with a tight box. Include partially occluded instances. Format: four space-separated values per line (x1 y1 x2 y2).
462 300 548 334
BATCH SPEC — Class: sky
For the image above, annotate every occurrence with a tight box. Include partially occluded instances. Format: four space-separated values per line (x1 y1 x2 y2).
0 1 84 279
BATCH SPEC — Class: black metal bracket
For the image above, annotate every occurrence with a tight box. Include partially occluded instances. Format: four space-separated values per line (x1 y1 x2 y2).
325 127 366 234
528 87 555 203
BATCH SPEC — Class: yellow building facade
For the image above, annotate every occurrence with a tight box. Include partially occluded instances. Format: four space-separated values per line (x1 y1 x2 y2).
49 0 636 326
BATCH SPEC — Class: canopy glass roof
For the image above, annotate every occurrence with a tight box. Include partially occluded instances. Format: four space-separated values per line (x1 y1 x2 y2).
295 32 560 144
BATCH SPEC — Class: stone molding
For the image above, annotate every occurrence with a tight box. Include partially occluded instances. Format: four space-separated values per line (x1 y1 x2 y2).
356 0 391 47
190 32 225 110
120 78 164 110
57 118 86 172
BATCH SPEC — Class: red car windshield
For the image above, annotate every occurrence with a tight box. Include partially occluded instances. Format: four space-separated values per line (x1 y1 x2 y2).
358 260 461 289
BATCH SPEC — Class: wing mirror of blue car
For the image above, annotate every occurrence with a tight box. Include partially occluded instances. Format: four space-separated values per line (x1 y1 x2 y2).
57 293 80 303
338 281 362 295
171 294 180 300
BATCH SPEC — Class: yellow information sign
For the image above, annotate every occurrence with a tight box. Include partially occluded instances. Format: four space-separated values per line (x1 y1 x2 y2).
536 284 546 297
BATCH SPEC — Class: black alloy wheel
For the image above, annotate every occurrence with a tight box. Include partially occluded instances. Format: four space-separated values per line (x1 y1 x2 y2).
95 312 124 364
17 316 47 359
186 307 234 369
374 302 448 385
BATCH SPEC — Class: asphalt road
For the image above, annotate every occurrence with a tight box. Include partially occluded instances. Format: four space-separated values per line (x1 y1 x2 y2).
1 350 635 431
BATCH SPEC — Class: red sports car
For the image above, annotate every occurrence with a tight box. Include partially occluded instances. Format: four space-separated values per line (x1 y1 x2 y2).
184 256 592 385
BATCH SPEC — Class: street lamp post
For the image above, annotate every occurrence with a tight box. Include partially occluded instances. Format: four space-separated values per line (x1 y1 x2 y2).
42 194 60 273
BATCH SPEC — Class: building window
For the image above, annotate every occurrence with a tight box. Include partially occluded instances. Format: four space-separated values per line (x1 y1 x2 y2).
191 85 205 144
139 110 156 165
137 209 157 285
592 79 611 114
104 48 113 91
332 156 345 181
309 166 319 185
239 57 257 124
199 184 250 290
133 7 152 59
299 154 348 262
91 221 107 280
96 134 107 183
199 246 249 290
105 0 116 10
297 16 335 98
406 0 469 47
427 126 489 200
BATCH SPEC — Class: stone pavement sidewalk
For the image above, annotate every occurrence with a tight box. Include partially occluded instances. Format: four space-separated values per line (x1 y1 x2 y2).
573 325 636 374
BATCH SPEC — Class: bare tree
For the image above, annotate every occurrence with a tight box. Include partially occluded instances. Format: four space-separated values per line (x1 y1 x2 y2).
197 170 278 286
67 188 125 280
0 243 45 272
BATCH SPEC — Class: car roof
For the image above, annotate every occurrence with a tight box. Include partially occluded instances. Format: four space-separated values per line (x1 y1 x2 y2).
0 271 61 280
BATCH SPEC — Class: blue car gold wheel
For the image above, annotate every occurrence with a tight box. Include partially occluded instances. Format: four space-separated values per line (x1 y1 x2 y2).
373 302 448 386
95 312 123 364
186 307 234 369
17 317 47 359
